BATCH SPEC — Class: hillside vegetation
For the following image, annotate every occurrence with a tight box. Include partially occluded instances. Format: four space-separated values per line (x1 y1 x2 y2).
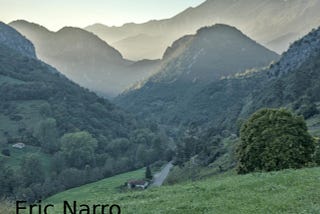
117 26 320 138
0 23 170 202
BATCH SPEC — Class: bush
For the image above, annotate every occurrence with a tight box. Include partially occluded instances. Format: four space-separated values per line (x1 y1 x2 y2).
236 108 315 174
1 149 10 156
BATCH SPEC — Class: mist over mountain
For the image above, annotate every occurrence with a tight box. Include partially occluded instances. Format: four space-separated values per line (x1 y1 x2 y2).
86 0 320 60
117 25 320 135
115 24 279 129
0 22 137 143
9 20 159 97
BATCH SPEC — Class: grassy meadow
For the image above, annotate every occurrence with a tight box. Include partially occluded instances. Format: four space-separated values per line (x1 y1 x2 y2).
40 167 320 214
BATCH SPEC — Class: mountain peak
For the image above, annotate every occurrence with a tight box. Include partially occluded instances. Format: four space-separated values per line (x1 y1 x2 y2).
0 22 36 58
10 19 52 33
197 24 239 34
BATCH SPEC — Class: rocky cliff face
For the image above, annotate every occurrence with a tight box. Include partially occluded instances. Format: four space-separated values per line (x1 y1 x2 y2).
268 26 320 77
0 22 36 58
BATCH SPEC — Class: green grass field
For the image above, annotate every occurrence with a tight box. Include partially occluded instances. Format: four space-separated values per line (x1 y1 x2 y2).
0 145 52 173
46 168 145 204
3 167 320 213
38 167 320 214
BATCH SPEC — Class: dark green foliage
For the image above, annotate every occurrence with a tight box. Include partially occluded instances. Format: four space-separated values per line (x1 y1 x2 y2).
236 108 315 174
21 154 45 186
0 161 16 197
145 166 152 180
174 126 226 167
1 148 10 156
61 131 97 169
34 118 59 153
0 41 169 201
314 139 320 165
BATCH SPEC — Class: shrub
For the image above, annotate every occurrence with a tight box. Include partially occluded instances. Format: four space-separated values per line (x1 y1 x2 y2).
236 108 315 174
1 149 10 156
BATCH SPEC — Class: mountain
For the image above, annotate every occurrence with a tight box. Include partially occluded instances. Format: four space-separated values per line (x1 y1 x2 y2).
9 20 159 97
0 23 170 200
86 0 320 60
115 24 279 130
0 22 36 58
0 22 138 147
112 34 167 60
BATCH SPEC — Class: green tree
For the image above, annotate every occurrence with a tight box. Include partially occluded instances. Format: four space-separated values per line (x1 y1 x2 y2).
314 139 320 165
35 118 59 153
236 108 315 174
21 154 45 186
145 165 152 180
0 161 16 197
60 131 97 169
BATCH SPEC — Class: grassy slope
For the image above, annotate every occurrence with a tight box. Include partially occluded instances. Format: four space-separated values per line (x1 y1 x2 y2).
0 145 52 172
39 167 320 214
47 168 145 204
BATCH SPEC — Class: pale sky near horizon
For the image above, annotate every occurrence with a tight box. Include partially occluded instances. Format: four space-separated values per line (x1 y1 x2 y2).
0 0 206 31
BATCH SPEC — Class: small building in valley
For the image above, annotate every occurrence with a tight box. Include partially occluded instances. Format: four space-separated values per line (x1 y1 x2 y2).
12 142 25 149
127 180 149 190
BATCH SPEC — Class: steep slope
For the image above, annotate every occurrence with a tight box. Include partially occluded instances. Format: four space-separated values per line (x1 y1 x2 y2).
179 26 320 133
0 23 137 146
86 0 320 60
0 22 36 58
116 24 279 127
0 23 170 200
9 20 159 97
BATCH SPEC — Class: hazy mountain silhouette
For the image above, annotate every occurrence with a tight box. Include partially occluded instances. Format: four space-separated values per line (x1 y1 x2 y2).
115 24 279 123
0 23 139 142
112 34 167 60
116 25 320 133
86 0 320 60
9 20 159 97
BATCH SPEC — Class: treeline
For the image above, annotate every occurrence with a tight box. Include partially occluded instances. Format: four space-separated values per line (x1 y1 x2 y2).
0 127 173 202
0 45 173 202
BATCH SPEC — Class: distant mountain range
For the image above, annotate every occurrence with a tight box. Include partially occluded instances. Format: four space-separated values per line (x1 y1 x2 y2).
86 0 320 60
115 24 279 129
9 20 160 97
116 24 320 135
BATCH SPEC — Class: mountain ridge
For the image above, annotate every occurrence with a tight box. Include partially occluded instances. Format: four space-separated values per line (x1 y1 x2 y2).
86 0 320 60
115 24 279 130
9 20 159 97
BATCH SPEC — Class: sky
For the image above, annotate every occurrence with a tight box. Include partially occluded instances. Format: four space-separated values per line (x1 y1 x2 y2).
0 0 206 31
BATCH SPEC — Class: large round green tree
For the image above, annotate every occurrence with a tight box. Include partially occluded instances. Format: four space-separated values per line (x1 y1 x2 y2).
236 108 315 174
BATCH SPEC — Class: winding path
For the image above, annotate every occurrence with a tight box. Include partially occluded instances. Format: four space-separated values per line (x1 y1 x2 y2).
151 162 173 187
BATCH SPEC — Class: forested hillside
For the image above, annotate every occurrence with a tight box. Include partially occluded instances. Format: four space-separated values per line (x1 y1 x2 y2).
0 23 170 202
116 24 279 133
